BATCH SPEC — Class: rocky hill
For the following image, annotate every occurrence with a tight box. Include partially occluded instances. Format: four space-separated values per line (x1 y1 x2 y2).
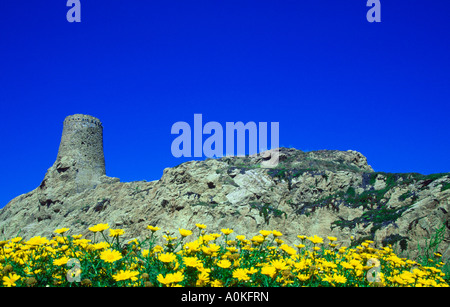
1 147 449 263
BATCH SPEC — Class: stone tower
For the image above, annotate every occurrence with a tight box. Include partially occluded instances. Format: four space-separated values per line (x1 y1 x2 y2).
36 114 107 195
55 114 106 192
36 114 116 209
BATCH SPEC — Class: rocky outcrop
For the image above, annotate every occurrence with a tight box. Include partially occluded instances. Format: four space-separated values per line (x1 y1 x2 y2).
0 147 449 264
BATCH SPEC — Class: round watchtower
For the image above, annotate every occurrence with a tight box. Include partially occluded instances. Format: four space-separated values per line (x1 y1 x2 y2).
56 114 106 191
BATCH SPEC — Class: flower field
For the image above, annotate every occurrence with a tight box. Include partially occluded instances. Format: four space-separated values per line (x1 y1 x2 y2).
0 223 448 287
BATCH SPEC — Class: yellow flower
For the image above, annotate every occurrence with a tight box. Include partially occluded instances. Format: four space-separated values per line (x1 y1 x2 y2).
399 271 415 284
259 230 272 237
333 273 347 284
147 225 160 232
157 272 184 285
307 235 324 244
200 234 215 243
221 228 234 235
235 235 246 241
184 240 201 253
163 234 178 241
201 246 213 255
152 245 164 253
294 259 310 270
275 238 284 245
261 266 277 278
11 237 23 243
113 270 139 282
53 256 70 266
158 252 177 263
141 249 150 257
271 259 289 271
272 230 283 237
196 271 210 286
54 228 70 235
322 275 334 283
26 236 50 246
349 259 362 267
327 236 337 242
109 228 125 237
297 273 310 282
183 256 201 268
251 235 265 244
211 280 223 287
100 249 122 263
232 268 250 281
280 244 297 256
340 261 354 269
170 271 184 283
179 228 193 237
88 223 109 233
208 243 221 253
211 233 222 240
157 273 172 285
247 267 258 275
217 259 232 269
393 275 408 285
226 246 238 253
91 241 111 250
412 268 427 278
3 273 21 287
195 223 207 229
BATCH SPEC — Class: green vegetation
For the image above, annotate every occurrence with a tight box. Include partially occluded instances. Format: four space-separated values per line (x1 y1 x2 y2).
250 202 287 225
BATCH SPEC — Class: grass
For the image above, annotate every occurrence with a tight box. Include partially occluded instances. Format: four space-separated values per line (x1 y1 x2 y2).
0 223 448 287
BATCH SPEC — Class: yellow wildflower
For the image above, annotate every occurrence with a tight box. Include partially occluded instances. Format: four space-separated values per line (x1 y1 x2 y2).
113 270 139 282
259 230 272 237
271 259 289 271
251 235 265 244
53 256 70 266
158 252 177 263
307 235 324 244
280 244 297 256
179 228 193 237
88 223 109 233
54 228 70 235
261 266 277 278
26 236 49 246
3 273 21 287
147 225 160 232
100 249 122 263
272 230 283 237
235 235 246 241
217 259 232 269
232 268 250 281
221 228 234 235
211 280 223 287
109 228 125 237
333 273 347 284
183 256 201 268
91 241 111 250
297 273 310 281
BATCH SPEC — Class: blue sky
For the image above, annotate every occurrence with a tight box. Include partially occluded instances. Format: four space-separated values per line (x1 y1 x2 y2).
1 1 449 208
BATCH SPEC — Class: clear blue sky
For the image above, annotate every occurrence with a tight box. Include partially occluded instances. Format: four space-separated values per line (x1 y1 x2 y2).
1 1 449 208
